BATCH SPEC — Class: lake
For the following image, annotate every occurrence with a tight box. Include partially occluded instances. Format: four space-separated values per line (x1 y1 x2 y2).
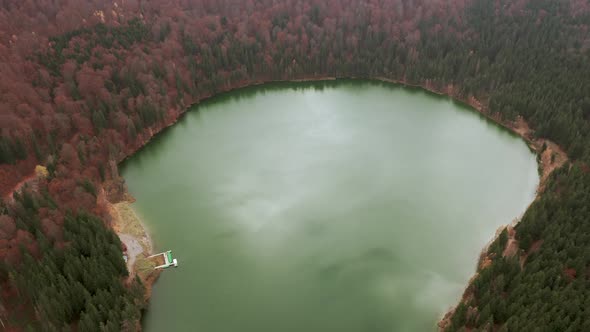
121 80 538 331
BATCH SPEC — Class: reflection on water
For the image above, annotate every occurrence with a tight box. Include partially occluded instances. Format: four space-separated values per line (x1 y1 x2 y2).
122 80 538 332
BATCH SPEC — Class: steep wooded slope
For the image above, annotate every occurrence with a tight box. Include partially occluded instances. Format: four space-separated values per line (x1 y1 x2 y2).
0 0 589 330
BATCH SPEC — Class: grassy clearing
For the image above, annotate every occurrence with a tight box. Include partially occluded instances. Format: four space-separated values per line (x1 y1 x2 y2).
113 201 151 253
111 201 158 283
135 255 158 281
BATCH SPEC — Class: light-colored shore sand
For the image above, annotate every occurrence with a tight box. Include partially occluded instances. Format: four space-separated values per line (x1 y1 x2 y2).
109 199 160 286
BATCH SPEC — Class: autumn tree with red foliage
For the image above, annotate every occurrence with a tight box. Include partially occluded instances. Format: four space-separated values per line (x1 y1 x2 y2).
1 0 590 330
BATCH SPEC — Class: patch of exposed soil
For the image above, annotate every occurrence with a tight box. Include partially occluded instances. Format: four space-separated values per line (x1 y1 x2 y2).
104 189 161 293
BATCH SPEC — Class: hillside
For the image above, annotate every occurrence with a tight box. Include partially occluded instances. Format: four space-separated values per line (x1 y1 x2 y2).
1 0 589 330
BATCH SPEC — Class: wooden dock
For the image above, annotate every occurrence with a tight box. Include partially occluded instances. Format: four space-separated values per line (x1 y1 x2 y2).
148 250 179 269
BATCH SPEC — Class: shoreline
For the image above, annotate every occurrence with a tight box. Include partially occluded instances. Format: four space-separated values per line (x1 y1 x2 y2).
104 189 161 298
109 76 567 328
368 78 568 330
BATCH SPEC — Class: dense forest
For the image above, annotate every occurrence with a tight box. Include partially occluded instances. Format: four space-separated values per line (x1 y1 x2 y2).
1 0 590 330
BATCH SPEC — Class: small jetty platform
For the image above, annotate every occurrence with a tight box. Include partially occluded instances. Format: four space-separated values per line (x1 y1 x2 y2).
148 250 179 269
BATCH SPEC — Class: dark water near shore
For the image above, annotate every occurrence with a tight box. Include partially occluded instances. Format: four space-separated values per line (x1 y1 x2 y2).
121 80 538 331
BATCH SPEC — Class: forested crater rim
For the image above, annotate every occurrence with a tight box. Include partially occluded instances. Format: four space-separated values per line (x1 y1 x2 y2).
119 77 545 168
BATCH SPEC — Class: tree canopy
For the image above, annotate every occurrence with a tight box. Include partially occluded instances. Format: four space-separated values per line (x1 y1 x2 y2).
0 0 589 330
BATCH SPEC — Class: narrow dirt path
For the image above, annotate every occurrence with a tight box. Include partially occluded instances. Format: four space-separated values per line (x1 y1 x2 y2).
2 173 36 201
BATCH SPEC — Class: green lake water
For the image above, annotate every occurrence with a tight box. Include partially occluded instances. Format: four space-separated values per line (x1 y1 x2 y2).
121 80 539 331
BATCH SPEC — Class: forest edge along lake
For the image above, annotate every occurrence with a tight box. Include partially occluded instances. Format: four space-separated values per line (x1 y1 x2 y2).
119 83 544 332
117 80 558 331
